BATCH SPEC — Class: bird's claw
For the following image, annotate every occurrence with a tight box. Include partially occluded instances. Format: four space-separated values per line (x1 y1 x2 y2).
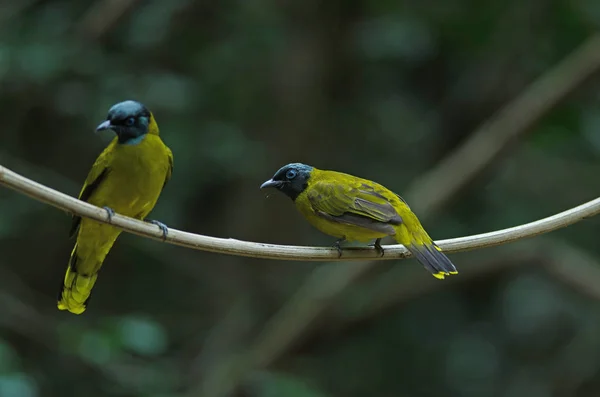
146 219 169 240
371 238 385 257
103 206 115 222
333 238 345 258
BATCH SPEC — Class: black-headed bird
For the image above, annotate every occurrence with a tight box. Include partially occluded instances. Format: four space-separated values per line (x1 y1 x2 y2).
58 100 173 314
260 163 457 279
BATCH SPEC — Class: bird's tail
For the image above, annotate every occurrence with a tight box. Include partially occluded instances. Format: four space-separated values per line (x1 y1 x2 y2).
57 243 98 315
394 224 457 279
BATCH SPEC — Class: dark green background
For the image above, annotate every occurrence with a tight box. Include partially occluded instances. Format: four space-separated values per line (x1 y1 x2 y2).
1 1 600 396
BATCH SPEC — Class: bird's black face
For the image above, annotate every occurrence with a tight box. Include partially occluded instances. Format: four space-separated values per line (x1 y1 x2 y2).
96 100 151 144
260 163 313 201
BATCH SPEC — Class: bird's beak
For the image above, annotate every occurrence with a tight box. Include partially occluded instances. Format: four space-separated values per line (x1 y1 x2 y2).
95 120 112 133
260 179 283 189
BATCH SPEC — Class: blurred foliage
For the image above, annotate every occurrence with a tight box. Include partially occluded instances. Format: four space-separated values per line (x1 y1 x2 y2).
1 0 600 396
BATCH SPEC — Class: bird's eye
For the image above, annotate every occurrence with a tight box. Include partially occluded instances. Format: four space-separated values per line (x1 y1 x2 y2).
286 169 298 179
124 117 135 126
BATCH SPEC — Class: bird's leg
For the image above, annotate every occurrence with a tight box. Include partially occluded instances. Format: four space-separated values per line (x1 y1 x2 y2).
333 238 345 258
102 206 115 223
371 238 385 257
145 219 169 241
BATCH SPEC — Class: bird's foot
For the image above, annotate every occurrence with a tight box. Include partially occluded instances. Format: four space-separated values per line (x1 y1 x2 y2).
333 238 345 258
370 238 385 257
103 206 115 222
145 219 169 240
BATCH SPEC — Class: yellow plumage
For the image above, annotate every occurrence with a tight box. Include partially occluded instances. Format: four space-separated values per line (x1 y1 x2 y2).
58 101 173 314
261 163 457 279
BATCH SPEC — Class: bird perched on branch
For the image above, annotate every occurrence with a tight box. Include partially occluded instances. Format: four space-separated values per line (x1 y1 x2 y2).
260 163 457 279
58 100 173 314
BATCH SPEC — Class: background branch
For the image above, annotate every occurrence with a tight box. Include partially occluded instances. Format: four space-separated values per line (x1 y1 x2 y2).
405 33 600 217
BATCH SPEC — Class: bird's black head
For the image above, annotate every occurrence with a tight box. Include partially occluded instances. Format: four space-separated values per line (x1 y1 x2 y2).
260 163 314 201
96 100 153 144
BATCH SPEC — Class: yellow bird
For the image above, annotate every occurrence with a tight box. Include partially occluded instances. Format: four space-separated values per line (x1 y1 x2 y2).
58 100 173 314
260 163 457 279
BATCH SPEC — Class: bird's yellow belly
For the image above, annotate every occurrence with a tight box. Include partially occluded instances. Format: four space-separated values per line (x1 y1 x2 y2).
76 136 170 270
89 167 162 218
298 205 391 243
89 141 167 218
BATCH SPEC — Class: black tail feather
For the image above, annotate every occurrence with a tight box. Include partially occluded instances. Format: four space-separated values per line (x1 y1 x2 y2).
406 242 457 279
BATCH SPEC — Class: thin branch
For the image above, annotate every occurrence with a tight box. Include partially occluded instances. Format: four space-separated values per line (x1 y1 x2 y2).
0 164 598 261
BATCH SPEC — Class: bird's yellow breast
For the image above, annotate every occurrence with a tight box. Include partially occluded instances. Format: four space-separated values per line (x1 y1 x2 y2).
88 134 170 218
74 133 172 275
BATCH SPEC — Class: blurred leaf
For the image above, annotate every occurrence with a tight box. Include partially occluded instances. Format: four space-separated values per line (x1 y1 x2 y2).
445 325 501 397
500 273 568 344
576 0 600 27
355 16 435 62
77 331 116 365
0 195 46 238
145 394 184 397
199 121 266 176
0 339 19 374
0 45 11 81
54 81 91 116
580 106 600 154
16 43 65 82
251 372 331 397
126 0 190 48
140 73 194 112
503 368 552 397
117 316 168 356
0 373 38 397
530 104 580 150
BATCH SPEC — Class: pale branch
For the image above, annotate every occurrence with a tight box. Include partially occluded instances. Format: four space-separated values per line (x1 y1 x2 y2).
1 164 599 262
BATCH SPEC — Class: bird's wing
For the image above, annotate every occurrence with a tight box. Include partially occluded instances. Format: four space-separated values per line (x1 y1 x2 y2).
306 180 402 234
69 145 113 238
162 146 173 191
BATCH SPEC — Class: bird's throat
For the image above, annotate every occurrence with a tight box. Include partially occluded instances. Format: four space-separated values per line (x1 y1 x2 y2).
120 134 147 145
